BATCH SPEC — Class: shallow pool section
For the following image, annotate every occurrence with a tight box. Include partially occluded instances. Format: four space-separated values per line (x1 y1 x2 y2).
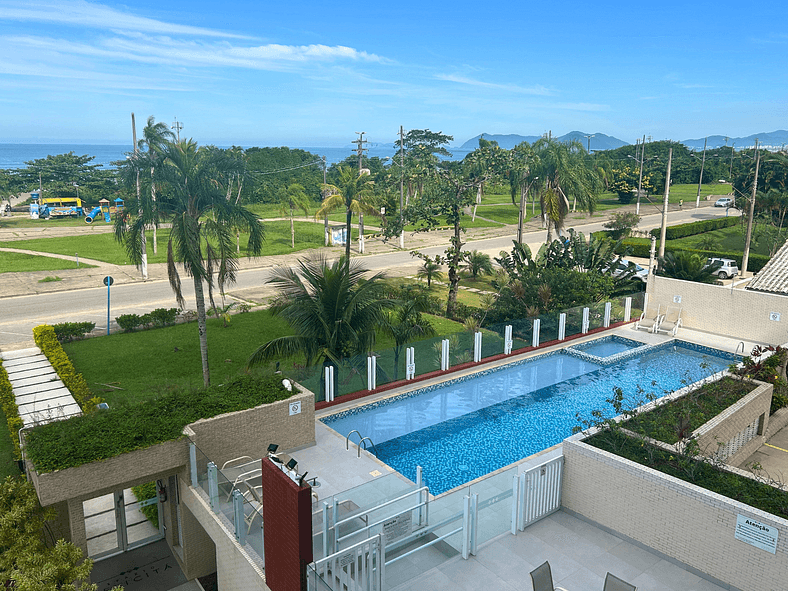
569 335 645 358
322 340 737 495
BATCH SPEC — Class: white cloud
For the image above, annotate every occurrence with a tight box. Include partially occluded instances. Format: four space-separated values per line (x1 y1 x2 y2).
435 73 552 96
0 0 248 39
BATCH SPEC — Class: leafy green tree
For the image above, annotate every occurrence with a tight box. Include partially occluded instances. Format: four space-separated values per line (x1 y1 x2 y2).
608 165 655 204
116 139 265 387
657 251 718 283
278 182 311 248
463 250 494 278
0 476 118 591
532 138 602 242
395 129 454 204
316 166 376 261
603 212 641 239
243 147 323 204
246 256 394 396
139 116 175 255
381 299 436 381
507 142 540 243
415 257 444 288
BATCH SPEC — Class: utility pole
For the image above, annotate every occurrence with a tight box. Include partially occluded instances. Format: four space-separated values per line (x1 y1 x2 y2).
353 132 368 170
658 148 672 259
635 134 646 216
741 139 760 277
171 117 183 142
322 155 329 246
584 134 594 154
131 113 148 279
399 125 405 249
729 142 735 180
695 137 707 208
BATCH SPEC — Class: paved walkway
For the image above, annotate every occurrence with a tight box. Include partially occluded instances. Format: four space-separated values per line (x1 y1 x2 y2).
0 346 81 426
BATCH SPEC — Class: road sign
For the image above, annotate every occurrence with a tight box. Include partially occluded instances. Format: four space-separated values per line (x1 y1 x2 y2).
103 276 114 287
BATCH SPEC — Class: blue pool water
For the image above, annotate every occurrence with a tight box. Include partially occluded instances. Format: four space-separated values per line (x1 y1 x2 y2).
322 340 738 495
569 335 644 358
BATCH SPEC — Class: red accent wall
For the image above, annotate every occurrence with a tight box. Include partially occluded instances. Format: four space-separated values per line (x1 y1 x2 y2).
261 458 313 591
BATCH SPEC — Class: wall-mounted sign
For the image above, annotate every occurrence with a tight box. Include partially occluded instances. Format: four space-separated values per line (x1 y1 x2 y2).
289 401 302 416
382 512 412 544
735 514 778 554
769 312 781 322
673 295 682 304
331 226 347 246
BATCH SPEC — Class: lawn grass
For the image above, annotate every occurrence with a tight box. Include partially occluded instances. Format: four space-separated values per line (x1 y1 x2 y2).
0 251 97 273
0 220 346 265
670 224 775 256
0 215 101 229
474 204 524 225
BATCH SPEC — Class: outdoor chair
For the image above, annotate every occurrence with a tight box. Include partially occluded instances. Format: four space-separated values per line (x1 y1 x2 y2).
529 561 569 591
225 467 262 502
634 303 664 333
603 572 637 591
655 306 683 336
242 482 264 534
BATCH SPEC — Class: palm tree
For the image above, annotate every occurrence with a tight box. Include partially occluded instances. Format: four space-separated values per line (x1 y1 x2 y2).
115 139 265 387
139 116 175 254
316 167 376 261
381 300 436 381
416 258 443 288
277 183 310 248
246 256 394 396
657 251 718 283
533 138 602 242
508 142 539 244
463 250 494 279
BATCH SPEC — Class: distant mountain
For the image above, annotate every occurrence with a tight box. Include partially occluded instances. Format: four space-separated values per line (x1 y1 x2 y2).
458 132 627 151
682 131 788 151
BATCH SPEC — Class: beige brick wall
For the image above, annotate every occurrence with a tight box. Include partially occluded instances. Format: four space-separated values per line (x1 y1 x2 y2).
692 380 772 465
563 439 788 591
187 389 315 466
647 275 788 344
173 476 218 581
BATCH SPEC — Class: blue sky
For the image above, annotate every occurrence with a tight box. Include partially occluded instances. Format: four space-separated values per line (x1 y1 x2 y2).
1 0 786 147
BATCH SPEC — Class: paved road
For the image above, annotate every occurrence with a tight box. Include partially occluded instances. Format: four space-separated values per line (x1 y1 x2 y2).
0 205 738 351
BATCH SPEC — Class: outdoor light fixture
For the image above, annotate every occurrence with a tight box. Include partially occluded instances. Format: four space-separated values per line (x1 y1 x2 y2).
267 443 279 454
286 458 298 471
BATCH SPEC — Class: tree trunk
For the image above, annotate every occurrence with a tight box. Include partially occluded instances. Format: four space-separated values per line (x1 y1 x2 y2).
517 185 526 244
137 170 148 279
358 213 364 254
151 167 157 255
193 275 211 387
290 205 295 248
345 208 352 262
446 219 463 319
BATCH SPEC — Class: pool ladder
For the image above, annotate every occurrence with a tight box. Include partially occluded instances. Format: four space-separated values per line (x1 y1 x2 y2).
346 430 378 458
736 342 746 356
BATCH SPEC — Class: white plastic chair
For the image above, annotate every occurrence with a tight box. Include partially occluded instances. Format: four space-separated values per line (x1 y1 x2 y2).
635 303 664 333
656 306 682 336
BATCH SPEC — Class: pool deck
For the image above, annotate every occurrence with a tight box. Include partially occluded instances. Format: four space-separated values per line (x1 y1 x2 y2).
303 325 770 591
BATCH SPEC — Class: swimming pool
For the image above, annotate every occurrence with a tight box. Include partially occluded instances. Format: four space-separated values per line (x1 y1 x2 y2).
322 338 738 495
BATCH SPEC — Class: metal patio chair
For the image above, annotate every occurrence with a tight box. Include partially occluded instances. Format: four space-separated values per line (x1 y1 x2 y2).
529 561 569 591
603 572 637 591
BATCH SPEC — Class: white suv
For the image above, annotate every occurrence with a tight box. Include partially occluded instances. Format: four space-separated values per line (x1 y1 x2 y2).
706 257 739 279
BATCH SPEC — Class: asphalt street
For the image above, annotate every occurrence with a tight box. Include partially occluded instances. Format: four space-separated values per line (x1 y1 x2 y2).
0 204 737 351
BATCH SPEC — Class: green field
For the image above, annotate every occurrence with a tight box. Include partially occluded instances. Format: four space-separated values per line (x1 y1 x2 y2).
670 224 776 256
0 251 97 273
0 220 349 265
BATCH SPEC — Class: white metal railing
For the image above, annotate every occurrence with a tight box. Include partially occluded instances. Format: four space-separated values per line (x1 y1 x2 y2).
311 533 385 591
512 456 564 532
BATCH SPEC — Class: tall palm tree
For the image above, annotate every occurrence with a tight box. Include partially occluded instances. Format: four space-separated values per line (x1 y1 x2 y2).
277 183 310 248
533 138 602 242
246 256 394 396
316 166 376 260
115 139 265 387
507 142 540 244
139 116 175 254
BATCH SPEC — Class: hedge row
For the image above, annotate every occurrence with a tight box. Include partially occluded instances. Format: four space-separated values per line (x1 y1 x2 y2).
25 373 293 473
0 360 23 460
52 322 96 343
648 216 739 240
616 238 770 273
32 325 102 412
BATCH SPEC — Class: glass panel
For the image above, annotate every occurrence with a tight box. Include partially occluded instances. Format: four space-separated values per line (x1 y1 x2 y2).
587 302 605 331
630 290 646 321
480 323 506 360
291 364 323 402
83 493 119 558
124 486 161 548
306 564 334 591
408 334 445 378
610 297 626 324
245 503 265 562
538 312 559 345
469 467 516 547
564 305 584 339
451 331 474 367
335 356 367 399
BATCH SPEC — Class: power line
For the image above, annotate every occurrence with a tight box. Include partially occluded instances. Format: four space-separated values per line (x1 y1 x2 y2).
246 159 325 177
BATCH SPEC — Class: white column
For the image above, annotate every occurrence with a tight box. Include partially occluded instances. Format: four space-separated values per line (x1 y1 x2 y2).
558 313 566 340
532 318 541 348
441 339 450 371
367 355 376 390
582 307 590 333
603 302 612 328
504 325 513 355
624 297 632 322
473 331 482 362
406 346 415 380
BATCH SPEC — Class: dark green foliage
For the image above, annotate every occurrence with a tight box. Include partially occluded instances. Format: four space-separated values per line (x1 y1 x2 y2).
115 308 179 332
52 322 96 343
730 346 788 414
243 147 324 204
147 307 179 327
657 251 720 283
602 212 641 239
131 482 159 529
115 314 144 332
463 250 493 278
649 216 739 240
623 377 753 444
25 374 292 473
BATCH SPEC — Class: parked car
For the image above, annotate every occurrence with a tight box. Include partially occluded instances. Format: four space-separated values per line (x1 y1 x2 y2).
608 259 649 283
714 197 734 208
705 257 739 279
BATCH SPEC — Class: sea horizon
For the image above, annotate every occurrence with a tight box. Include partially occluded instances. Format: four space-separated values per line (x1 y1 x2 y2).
0 143 473 170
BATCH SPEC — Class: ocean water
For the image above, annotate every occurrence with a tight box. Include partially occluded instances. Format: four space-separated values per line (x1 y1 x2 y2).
0 143 474 170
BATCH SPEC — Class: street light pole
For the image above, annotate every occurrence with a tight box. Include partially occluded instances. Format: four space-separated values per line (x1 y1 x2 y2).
658 148 673 259
695 137 707 208
636 134 646 215
741 139 760 277
399 125 405 249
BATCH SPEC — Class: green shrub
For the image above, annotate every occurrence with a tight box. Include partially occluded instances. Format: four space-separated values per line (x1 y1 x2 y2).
148 308 179 327
25 373 293 473
613 238 770 274
0 360 23 460
52 322 96 343
116 309 179 332
649 216 739 240
32 325 102 412
115 314 143 332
